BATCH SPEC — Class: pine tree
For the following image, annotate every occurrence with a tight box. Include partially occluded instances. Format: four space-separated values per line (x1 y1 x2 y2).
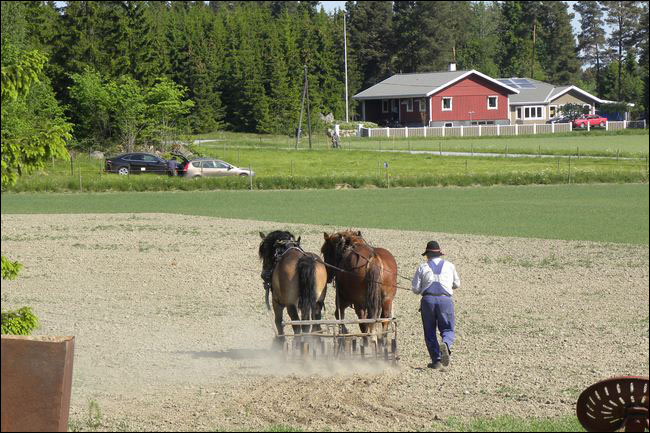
575 1 607 96
347 1 393 89
537 1 580 84
602 0 642 101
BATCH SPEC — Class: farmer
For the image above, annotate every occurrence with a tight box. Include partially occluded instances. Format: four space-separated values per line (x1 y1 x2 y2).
411 241 460 369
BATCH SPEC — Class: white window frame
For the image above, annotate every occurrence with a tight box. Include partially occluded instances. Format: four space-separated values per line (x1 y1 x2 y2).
487 95 498 110
583 104 592 114
442 97 453 112
382 99 389 113
520 105 545 120
418 98 426 113
403 98 413 112
516 107 522 119
391 99 398 113
549 105 557 118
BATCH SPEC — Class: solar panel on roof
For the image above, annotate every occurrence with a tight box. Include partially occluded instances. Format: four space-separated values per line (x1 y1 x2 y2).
518 84 536 89
513 79 530 84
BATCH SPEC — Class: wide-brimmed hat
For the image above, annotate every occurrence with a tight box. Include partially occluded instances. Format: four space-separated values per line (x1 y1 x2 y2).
422 240 444 256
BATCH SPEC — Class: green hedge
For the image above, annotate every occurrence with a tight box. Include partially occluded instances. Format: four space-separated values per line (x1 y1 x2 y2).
6 169 648 193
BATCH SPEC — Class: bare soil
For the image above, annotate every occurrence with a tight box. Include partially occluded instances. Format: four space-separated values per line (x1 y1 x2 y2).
1 213 648 431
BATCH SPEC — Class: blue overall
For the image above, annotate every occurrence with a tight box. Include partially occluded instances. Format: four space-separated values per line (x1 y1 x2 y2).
420 259 455 363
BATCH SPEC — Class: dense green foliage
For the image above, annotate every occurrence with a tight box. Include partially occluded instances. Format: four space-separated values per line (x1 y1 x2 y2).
1 1 648 149
1 307 40 336
2 184 648 244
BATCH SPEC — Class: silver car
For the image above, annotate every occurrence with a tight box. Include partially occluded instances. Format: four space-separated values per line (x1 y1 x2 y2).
180 158 255 178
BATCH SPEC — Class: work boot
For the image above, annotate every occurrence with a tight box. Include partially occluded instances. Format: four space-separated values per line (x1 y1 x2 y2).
440 343 451 367
427 361 442 369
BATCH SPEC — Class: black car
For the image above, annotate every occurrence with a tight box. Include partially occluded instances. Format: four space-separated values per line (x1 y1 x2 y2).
105 152 170 176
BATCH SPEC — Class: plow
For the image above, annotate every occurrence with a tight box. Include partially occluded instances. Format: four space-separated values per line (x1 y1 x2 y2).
277 317 400 364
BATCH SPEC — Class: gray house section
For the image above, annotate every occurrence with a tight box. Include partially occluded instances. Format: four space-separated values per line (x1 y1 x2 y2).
353 71 469 100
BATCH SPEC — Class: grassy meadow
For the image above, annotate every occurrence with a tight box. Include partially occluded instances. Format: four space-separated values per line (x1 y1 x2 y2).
5 145 648 193
2 184 648 244
195 129 649 157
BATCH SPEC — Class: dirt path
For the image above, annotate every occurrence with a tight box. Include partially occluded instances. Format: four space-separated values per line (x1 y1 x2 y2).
2 214 648 431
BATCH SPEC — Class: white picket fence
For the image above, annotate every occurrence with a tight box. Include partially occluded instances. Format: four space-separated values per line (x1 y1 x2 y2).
359 120 645 138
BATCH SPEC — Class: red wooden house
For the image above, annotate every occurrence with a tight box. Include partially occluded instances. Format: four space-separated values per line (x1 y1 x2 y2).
353 65 520 127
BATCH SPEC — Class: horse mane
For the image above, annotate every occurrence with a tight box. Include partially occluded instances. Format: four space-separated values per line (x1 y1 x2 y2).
259 230 296 267
321 230 369 266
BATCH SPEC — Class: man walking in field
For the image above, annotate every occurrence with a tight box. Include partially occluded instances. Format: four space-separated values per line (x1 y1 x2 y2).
411 241 460 369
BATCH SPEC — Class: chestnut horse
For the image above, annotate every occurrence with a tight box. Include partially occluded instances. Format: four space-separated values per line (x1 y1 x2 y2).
259 231 328 348
321 230 397 341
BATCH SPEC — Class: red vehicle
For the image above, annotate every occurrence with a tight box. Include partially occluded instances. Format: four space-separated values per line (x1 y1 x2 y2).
572 114 608 129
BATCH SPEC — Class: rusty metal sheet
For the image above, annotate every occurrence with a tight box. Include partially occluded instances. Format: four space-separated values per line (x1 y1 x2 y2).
1 335 75 432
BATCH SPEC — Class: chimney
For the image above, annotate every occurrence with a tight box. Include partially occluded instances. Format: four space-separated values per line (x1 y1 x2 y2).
448 63 456 72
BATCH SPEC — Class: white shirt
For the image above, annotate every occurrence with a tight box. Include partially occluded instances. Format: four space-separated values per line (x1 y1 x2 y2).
411 258 460 296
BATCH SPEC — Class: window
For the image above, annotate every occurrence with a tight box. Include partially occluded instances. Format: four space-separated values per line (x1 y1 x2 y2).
201 160 217 169
419 98 427 112
382 99 389 113
215 161 229 169
142 155 159 162
391 99 398 113
549 105 557 118
444 122 453 127
583 104 591 114
402 98 413 112
442 97 452 111
126 154 143 161
519 105 545 120
487 96 498 110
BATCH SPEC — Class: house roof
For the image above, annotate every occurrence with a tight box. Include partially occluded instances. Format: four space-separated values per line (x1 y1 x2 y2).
498 78 604 105
353 70 519 100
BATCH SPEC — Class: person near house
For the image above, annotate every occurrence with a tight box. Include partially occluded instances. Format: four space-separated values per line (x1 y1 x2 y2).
167 156 178 176
411 240 460 369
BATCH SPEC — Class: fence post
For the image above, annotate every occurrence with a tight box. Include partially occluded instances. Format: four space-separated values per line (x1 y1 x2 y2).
439 142 442 156
605 121 608 131
551 123 555 134
79 171 82 193
515 124 518 136
568 156 571 184
478 125 482 137
497 124 500 136
405 126 408 138
386 127 390 138
587 122 590 132
460 125 464 137
569 122 572 132
533 123 536 135
442 126 445 137
423 126 426 138
249 164 253 190
623 120 627 129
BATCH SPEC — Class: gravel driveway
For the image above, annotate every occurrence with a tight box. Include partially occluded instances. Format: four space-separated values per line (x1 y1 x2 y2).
1 213 648 431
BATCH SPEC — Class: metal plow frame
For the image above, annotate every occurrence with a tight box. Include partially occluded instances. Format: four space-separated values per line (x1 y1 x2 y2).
278 318 399 364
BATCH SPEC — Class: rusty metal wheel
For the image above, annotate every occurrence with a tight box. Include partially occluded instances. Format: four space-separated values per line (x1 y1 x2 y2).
576 376 649 432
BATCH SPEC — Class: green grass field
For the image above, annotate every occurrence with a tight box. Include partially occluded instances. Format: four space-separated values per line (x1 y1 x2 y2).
7 146 648 192
195 129 649 157
2 184 648 244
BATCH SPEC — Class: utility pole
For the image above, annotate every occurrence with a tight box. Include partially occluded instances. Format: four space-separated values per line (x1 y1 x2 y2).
296 65 308 149
531 18 536 79
305 66 312 149
344 13 349 123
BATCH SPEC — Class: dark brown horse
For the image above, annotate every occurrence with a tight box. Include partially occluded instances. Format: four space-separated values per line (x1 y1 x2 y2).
259 231 328 348
321 230 397 341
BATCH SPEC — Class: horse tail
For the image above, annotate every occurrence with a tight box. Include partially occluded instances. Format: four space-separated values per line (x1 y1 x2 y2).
297 254 317 319
366 258 384 319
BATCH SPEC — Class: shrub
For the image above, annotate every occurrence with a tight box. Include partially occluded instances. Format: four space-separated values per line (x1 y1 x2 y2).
1 307 40 335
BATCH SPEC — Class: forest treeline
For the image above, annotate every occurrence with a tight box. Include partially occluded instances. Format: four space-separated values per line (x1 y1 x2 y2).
1 1 648 152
